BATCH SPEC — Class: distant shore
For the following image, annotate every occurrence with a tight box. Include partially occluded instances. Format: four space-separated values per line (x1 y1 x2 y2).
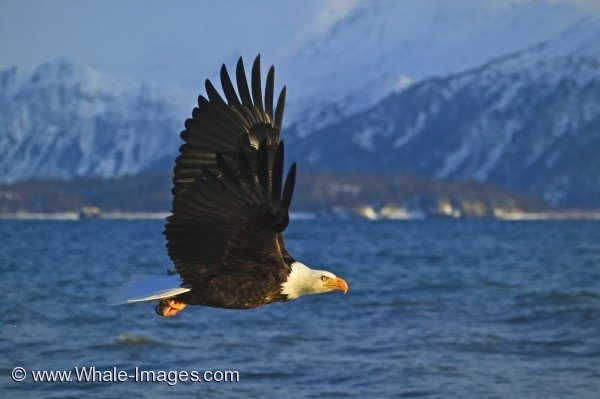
1 211 599 221
0 212 169 221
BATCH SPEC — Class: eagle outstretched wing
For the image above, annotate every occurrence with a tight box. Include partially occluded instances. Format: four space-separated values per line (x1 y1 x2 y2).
164 55 296 284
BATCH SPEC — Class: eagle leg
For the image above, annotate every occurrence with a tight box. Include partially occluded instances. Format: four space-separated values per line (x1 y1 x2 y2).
155 299 187 318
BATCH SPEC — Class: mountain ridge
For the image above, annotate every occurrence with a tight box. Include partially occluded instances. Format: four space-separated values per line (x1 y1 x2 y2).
287 46 599 207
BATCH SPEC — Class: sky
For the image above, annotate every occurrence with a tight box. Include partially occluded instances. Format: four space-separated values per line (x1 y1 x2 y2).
0 0 346 85
1 0 597 90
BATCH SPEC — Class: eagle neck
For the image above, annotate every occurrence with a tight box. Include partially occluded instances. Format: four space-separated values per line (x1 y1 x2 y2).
280 262 318 300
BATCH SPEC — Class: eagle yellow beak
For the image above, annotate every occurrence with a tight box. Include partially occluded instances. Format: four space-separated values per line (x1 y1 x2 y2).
325 277 349 294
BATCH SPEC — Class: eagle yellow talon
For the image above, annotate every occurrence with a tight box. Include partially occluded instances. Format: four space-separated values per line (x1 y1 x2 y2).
156 299 187 317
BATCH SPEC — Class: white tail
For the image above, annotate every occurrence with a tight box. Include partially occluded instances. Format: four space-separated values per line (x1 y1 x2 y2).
107 274 191 306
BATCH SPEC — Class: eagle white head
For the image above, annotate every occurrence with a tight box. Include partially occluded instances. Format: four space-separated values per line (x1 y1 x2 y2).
281 262 349 300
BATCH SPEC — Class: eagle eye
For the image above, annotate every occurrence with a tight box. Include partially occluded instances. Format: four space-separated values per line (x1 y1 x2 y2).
321 276 330 282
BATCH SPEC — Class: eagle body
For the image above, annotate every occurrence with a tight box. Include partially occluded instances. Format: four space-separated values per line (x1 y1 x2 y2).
109 56 348 317
179 266 290 309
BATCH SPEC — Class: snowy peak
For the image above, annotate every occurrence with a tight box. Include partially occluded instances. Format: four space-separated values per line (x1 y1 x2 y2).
30 60 109 85
0 61 191 182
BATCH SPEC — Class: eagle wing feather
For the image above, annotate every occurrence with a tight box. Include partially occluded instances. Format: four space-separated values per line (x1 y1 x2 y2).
164 55 295 284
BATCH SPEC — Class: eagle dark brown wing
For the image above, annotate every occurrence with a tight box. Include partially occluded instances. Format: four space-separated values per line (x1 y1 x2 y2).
164 55 296 284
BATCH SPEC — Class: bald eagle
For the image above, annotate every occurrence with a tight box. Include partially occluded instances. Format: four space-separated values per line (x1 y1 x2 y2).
109 56 348 317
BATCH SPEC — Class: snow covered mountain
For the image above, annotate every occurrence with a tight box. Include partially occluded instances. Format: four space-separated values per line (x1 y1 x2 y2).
0 1 598 208
0 61 191 182
279 0 598 135
289 44 600 207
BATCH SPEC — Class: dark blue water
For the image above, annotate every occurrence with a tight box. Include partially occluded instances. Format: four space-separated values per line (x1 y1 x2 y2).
1 219 599 398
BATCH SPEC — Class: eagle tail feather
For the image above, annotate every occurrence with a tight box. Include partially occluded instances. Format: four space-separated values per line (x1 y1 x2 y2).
107 274 191 306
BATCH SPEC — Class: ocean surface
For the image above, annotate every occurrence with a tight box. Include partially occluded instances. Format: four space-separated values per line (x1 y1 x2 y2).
1 219 599 398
